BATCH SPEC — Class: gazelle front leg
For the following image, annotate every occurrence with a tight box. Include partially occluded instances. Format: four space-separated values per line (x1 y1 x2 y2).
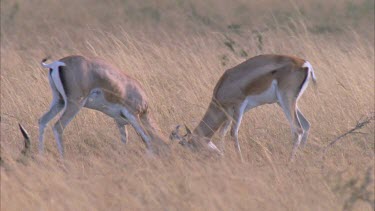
120 108 152 153
230 101 247 162
218 119 231 152
116 121 128 144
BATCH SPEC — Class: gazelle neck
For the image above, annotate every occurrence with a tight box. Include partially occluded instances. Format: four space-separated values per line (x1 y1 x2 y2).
193 101 227 141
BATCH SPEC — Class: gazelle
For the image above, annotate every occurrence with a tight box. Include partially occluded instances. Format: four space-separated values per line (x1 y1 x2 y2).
171 54 316 160
37 55 165 157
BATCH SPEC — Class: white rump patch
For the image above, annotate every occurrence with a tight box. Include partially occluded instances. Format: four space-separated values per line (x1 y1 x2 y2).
43 60 68 114
302 61 317 81
42 60 66 70
297 61 315 100
302 61 313 71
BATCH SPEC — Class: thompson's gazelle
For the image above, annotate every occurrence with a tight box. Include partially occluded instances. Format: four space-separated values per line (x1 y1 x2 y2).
171 54 316 160
35 55 165 157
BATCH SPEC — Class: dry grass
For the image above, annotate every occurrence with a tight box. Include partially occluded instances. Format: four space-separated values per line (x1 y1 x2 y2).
1 0 374 210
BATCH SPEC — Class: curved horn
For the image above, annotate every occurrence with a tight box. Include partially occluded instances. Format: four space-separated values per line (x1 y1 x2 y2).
18 124 31 155
184 124 192 135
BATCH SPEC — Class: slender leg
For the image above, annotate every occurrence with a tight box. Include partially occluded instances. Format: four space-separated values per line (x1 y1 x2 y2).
230 101 247 162
277 92 303 161
218 119 231 152
116 121 128 144
296 109 310 147
121 108 152 152
52 101 84 157
38 101 64 154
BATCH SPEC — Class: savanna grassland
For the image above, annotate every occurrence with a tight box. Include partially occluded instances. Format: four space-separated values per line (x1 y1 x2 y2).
1 0 374 210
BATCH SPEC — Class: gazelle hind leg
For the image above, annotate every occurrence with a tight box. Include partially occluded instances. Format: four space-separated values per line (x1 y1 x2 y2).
296 109 310 146
38 80 64 154
52 101 85 157
277 92 303 161
38 101 64 153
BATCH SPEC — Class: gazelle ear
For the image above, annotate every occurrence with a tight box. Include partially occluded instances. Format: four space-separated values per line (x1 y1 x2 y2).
184 124 192 135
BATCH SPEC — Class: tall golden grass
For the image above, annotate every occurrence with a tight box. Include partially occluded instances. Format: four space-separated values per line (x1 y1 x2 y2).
1 0 374 210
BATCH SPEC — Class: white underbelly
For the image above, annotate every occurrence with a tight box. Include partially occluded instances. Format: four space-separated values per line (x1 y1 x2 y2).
245 80 278 111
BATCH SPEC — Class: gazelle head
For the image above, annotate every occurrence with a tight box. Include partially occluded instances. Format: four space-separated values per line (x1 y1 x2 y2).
170 124 192 147
170 125 222 154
